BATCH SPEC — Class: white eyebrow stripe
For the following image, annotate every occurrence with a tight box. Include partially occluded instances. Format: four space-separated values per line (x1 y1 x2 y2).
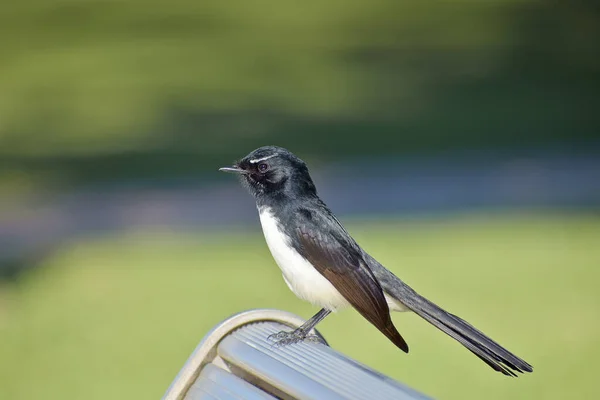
249 154 277 164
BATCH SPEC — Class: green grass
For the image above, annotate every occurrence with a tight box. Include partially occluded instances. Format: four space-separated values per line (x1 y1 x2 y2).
1 212 599 399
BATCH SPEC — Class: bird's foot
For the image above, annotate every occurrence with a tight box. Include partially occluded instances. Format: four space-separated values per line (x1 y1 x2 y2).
267 328 322 346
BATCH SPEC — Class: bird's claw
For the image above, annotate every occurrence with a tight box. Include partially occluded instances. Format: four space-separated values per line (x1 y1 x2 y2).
267 330 291 341
267 329 322 346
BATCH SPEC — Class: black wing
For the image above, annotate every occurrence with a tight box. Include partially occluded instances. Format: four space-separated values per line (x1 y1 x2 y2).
293 207 409 352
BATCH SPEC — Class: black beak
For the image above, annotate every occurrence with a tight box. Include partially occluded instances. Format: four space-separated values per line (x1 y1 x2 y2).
219 166 247 174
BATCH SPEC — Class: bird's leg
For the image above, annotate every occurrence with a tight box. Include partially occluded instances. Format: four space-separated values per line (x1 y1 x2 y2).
268 308 331 346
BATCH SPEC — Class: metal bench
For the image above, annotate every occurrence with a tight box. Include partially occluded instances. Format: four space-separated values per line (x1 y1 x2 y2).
162 309 431 400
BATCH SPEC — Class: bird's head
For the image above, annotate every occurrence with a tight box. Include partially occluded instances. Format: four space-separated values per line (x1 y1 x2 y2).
220 146 316 202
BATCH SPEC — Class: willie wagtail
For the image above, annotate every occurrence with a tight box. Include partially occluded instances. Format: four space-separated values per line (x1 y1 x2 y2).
220 145 533 376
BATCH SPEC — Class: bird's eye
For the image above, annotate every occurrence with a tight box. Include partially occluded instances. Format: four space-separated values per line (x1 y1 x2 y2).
258 163 269 173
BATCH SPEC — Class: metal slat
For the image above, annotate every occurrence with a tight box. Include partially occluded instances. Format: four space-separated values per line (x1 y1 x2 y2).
184 384 221 400
184 364 276 400
164 310 327 400
186 379 231 400
243 323 409 399
163 309 431 400
235 325 365 399
218 322 430 400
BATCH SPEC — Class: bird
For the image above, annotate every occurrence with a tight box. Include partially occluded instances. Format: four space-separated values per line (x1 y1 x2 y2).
219 145 533 377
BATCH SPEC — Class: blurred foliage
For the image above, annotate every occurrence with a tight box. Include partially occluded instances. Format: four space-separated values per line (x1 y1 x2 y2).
0 0 599 189
1 213 599 399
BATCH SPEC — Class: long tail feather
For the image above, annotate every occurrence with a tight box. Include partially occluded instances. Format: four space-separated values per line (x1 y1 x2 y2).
364 252 533 376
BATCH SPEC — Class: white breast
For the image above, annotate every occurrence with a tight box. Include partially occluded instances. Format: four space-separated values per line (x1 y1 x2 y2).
385 294 410 312
258 208 350 311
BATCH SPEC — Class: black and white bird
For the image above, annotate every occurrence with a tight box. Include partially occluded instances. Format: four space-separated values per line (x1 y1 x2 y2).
220 145 533 376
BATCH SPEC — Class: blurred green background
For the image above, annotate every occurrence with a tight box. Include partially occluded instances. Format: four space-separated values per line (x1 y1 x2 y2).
1 1 599 399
